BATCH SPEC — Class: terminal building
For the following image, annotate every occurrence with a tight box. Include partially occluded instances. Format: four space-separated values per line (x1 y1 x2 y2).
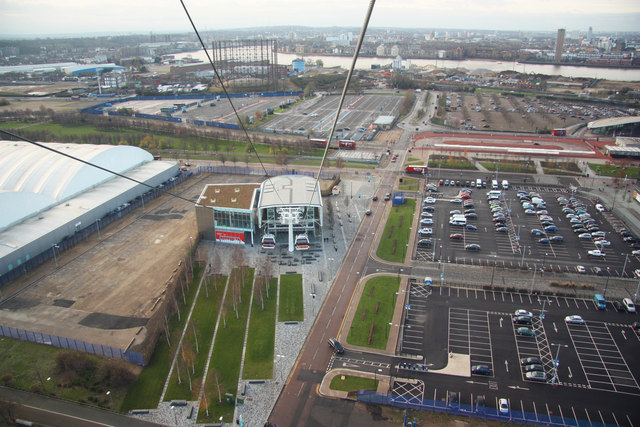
195 175 323 250
587 116 640 137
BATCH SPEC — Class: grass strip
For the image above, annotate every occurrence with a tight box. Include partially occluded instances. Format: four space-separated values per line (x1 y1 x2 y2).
243 277 278 380
278 274 303 322
346 276 400 349
376 198 416 263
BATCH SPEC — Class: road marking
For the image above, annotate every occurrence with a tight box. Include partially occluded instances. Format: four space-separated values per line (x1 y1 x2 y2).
533 401 539 422
499 317 503 328
558 404 566 425
504 360 509 373
572 407 578 425
546 403 552 423
553 322 558 333
568 366 573 379
621 330 627 340
612 411 620 426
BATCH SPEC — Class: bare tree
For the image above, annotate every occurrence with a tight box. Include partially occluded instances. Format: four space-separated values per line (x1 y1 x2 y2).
261 258 273 299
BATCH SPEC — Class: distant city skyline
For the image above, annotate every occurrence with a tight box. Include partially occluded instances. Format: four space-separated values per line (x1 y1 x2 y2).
0 0 639 38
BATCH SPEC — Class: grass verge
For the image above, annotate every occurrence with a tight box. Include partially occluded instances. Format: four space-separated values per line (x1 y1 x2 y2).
346 276 400 349
376 198 416 263
278 274 303 322
329 375 378 392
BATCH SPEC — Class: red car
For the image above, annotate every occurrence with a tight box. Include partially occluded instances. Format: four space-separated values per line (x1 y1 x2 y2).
461 193 471 199
450 233 464 239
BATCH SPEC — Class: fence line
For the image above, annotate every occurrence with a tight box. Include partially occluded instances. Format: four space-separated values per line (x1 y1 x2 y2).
357 391 596 427
0 324 144 365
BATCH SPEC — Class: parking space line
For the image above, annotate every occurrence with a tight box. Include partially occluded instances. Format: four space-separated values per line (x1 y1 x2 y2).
612 411 620 426
584 408 592 424
599 410 606 425
532 400 539 422
626 414 633 426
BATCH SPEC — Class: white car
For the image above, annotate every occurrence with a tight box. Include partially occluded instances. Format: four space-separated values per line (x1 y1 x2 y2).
565 315 585 324
634 269 640 279
499 398 509 414
587 250 606 257
633 250 640 256
423 197 436 204
623 298 636 313
419 228 433 236
420 219 433 225
595 240 611 247
514 309 533 318
595 204 605 212
576 265 586 274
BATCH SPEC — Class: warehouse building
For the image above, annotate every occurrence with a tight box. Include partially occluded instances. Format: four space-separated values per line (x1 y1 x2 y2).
0 141 178 283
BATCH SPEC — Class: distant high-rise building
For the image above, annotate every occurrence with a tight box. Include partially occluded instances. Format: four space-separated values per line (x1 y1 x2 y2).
554 28 566 62
587 26 593 42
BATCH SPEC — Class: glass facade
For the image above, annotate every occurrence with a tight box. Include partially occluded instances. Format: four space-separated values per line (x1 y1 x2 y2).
213 209 253 230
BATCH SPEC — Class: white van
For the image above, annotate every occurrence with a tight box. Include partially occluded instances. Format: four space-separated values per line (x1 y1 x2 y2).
476 178 482 188
492 180 499 190
487 190 501 198
450 215 467 226
502 180 509 190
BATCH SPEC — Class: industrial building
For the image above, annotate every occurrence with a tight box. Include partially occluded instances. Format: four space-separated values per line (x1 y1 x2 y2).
195 175 323 251
588 116 640 137
0 142 178 283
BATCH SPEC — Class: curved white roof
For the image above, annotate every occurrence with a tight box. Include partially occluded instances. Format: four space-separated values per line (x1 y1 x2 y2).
259 175 322 208
587 116 640 129
0 141 152 230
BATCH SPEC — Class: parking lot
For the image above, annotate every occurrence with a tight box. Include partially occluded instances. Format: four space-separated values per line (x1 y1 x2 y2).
413 174 640 278
260 94 403 141
392 285 640 425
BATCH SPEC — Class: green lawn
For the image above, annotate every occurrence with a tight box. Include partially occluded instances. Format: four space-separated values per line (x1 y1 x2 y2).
428 154 475 170
243 277 278 380
346 276 400 349
588 163 640 179
121 264 205 412
398 177 420 191
164 275 228 401
278 274 304 322
329 375 378 392
479 161 536 173
197 267 254 423
376 198 416 263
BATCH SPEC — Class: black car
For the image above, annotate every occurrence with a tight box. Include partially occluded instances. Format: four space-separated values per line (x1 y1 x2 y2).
613 301 624 312
520 356 542 366
513 316 532 325
523 363 545 373
372 195 378 201
328 338 344 354
471 365 492 375
417 239 433 247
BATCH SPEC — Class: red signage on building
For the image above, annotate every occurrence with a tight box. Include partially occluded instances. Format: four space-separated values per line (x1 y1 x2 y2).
215 230 245 244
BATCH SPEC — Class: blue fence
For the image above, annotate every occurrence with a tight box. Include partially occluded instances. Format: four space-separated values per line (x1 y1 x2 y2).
357 391 614 427
0 324 145 365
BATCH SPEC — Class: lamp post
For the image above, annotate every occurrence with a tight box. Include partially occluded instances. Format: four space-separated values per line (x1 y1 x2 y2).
96 218 101 240
603 272 611 298
52 244 59 268
530 266 537 294
106 390 113 409
46 377 54 394
551 344 568 386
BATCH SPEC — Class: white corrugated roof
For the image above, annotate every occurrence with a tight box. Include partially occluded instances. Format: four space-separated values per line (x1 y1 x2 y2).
0 141 152 230
587 116 640 129
259 175 322 208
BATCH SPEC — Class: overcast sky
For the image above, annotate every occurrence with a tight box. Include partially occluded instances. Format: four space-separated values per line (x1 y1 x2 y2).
1 0 639 38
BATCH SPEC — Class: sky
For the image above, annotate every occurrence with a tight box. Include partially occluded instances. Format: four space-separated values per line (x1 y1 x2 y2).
0 0 639 38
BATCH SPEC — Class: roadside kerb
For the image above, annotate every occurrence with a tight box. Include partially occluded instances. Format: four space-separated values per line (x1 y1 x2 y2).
318 368 392 398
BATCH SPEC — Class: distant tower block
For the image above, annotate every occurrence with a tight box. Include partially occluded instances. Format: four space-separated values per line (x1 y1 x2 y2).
555 29 566 63
587 26 593 42
212 39 279 90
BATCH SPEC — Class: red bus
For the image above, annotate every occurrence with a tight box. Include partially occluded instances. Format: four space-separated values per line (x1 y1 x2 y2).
338 140 356 149
309 138 327 147
406 165 428 174
552 128 566 136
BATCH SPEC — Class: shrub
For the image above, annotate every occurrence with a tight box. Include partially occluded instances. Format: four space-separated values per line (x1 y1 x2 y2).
1 374 12 385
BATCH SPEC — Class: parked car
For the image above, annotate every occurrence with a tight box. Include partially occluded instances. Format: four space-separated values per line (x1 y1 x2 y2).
565 315 585 324
550 236 564 243
450 233 464 240
423 197 436 204
450 210 462 215
588 250 606 257
523 364 544 373
496 227 509 233
578 233 592 239
516 327 535 337
465 244 481 251
520 356 542 365
420 219 433 225
466 225 478 231
419 228 433 236
531 229 544 236
417 239 432 247
623 298 636 313
451 199 462 204
576 265 586 273
471 365 492 375
513 316 532 325
613 301 624 312
384 193 391 201
499 398 509 414
526 371 547 382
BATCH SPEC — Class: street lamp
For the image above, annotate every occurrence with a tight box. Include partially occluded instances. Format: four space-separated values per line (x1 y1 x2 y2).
96 218 101 240
106 390 113 409
550 344 568 386
46 377 54 394
52 244 60 268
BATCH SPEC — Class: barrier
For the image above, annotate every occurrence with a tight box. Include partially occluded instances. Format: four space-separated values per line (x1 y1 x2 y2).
0 324 145 365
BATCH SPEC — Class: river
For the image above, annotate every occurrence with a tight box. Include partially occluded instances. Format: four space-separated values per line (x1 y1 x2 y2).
175 50 640 82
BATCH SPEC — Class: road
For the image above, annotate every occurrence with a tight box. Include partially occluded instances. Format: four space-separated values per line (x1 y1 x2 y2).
268 93 425 426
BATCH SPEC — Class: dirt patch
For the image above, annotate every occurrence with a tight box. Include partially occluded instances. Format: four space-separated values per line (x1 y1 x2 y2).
79 312 148 330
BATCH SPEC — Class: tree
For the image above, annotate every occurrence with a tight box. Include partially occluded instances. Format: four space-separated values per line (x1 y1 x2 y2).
315 59 324 68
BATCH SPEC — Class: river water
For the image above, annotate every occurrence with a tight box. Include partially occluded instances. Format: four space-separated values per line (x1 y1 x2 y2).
176 50 640 82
